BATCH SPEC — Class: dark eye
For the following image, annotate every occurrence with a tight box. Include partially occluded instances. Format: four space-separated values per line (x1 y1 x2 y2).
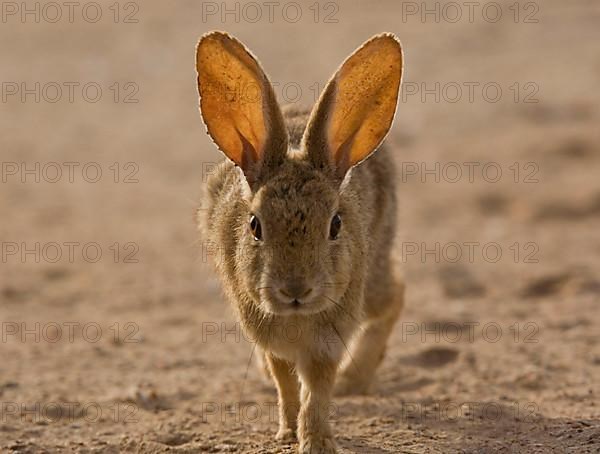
329 213 342 240
249 215 262 241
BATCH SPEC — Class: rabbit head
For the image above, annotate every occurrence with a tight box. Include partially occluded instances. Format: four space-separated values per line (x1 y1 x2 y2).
196 32 403 317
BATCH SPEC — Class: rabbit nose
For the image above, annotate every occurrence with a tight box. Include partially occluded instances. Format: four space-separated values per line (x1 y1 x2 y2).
279 283 312 302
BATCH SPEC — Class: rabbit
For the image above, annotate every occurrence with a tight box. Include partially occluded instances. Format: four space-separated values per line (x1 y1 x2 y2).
196 31 405 453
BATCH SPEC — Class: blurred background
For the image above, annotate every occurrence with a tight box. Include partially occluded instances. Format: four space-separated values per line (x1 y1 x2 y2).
1 0 599 452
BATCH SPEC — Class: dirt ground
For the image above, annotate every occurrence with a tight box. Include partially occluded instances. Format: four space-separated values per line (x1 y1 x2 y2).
1 0 599 452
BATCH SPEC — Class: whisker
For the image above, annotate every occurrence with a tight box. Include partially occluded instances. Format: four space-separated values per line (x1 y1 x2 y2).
324 295 362 327
330 322 360 376
238 338 257 404
255 309 272 344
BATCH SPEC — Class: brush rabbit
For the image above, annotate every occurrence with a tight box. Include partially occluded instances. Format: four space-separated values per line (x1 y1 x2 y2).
196 31 405 453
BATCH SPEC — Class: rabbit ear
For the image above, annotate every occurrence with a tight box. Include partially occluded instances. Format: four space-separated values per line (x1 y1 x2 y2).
196 32 287 185
303 33 403 180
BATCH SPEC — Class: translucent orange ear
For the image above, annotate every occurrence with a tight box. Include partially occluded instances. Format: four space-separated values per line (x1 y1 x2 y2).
196 32 287 183
304 34 404 178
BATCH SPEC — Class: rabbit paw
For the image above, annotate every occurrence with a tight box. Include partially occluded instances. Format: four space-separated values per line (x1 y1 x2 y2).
299 434 337 454
276 427 296 442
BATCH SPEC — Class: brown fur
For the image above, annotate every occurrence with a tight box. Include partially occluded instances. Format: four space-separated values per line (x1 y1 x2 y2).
196 32 404 453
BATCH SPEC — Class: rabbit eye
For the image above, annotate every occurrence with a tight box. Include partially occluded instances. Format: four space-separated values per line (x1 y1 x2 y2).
249 215 262 241
329 213 342 240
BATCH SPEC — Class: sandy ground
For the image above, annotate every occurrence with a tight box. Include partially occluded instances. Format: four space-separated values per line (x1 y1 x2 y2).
1 0 599 452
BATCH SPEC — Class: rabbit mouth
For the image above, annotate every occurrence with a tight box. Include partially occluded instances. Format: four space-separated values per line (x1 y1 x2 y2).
260 288 330 316
265 300 329 316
